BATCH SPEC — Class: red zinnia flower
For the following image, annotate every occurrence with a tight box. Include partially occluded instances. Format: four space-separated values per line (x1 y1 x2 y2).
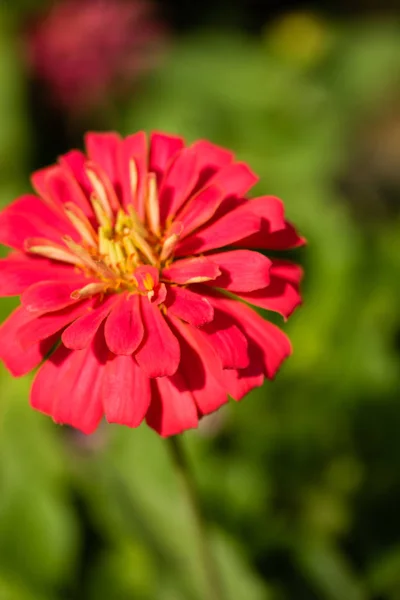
0 132 304 436
26 0 164 111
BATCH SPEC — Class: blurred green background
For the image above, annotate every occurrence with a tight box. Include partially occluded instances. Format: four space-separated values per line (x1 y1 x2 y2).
1 1 400 598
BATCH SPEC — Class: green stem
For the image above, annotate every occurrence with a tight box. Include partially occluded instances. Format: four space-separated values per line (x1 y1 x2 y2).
167 436 226 600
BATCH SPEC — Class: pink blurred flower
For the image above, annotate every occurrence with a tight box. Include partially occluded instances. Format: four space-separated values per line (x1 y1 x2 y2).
26 0 164 111
0 131 305 437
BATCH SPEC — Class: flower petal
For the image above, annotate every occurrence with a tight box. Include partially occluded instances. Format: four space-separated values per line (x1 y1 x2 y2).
85 132 121 192
146 375 198 437
59 150 93 199
175 202 261 256
207 162 258 197
135 296 180 377
18 299 94 346
62 295 117 350
165 286 214 326
149 132 185 186
189 140 234 191
104 293 144 355
0 254 73 297
171 317 228 415
119 131 148 216
206 292 292 379
21 278 90 313
162 256 220 285
0 306 56 377
198 308 249 369
0 195 74 250
43 165 93 218
236 259 302 319
205 249 271 292
177 185 226 240
235 196 305 250
159 147 199 223
102 354 150 427
30 334 107 434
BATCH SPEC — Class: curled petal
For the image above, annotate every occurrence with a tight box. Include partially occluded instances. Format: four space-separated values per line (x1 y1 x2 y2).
165 286 214 326
0 307 56 377
162 256 220 285
205 249 271 292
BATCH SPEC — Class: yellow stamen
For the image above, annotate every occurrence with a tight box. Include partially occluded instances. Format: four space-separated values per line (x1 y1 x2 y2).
160 233 179 262
91 195 112 230
145 172 160 236
129 159 138 200
64 203 97 247
143 273 155 291
86 167 114 218
63 236 100 271
131 231 157 266
71 282 107 300
25 239 81 266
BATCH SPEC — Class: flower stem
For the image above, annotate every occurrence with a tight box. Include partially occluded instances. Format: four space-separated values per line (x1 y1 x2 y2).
166 436 226 600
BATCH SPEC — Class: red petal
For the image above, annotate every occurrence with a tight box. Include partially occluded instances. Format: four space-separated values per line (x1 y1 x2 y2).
171 317 228 415
21 278 89 313
175 201 261 256
162 256 220 285
19 299 94 346
102 355 150 427
135 296 180 377
0 195 74 250
0 306 56 377
30 334 107 434
59 150 93 199
146 375 198 437
198 308 249 369
236 259 302 319
120 131 148 216
206 293 292 379
177 185 226 240
165 286 214 326
159 147 199 223
43 165 93 218
205 249 271 292
218 340 265 400
104 293 144 355
85 132 121 194
235 197 305 250
189 139 234 191
207 162 258 197
62 295 117 350
149 132 185 186
0 254 73 297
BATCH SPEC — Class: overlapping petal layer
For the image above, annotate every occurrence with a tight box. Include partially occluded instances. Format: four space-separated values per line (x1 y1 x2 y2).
0 131 304 436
